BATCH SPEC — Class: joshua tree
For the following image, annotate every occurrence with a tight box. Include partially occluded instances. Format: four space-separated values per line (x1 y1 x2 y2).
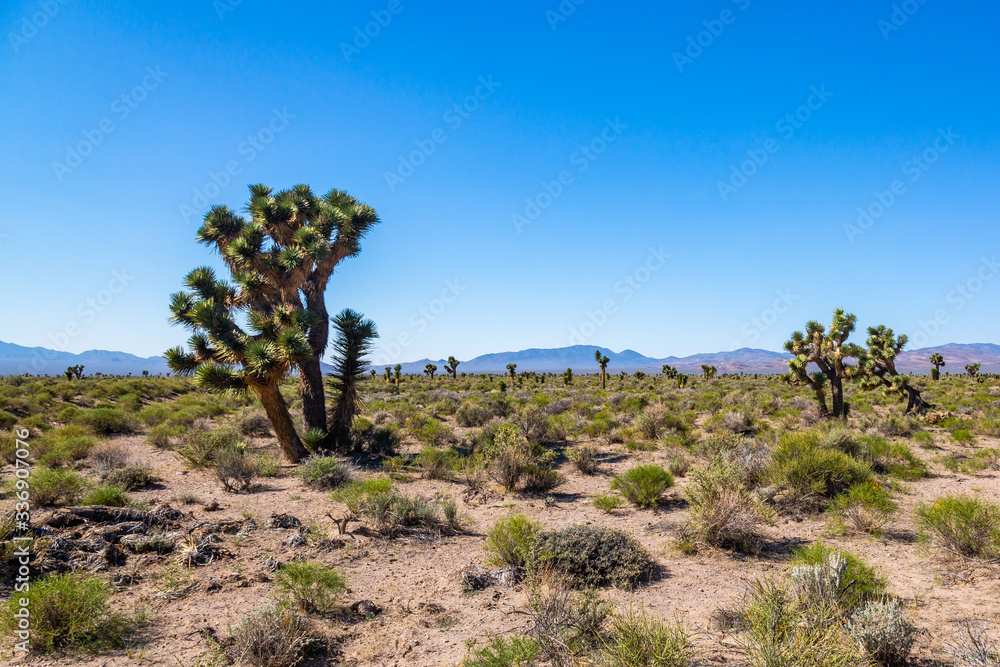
700 364 717 379
384 366 392 383
195 184 379 434
165 267 312 462
507 363 517 381
424 363 437 379
445 356 460 379
677 373 689 388
929 353 945 380
634 371 646 380
784 309 861 418
595 350 610 389
856 325 931 414
64 365 84 380
326 309 378 451
394 363 402 386
563 367 573 386
966 363 981 378
661 364 678 379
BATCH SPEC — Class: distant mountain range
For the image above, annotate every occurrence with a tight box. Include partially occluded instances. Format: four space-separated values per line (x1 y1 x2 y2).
2 340 999 377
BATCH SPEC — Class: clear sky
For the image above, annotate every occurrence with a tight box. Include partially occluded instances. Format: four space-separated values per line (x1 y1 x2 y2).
1 0 997 365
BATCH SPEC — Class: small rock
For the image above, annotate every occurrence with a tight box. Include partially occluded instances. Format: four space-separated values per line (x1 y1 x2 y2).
264 557 283 572
352 600 380 618
284 532 306 547
266 513 302 530
203 501 221 512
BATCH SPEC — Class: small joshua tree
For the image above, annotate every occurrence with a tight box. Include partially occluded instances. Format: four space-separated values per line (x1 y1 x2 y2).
424 363 437 380
384 366 392 383
966 363 981 378
784 309 861 418
929 352 945 380
701 364 717 379
595 350 610 390
677 373 688 388
661 364 678 379
64 365 84 381
563 367 573 386
856 325 931 414
445 356 460 379
394 363 402 386
326 309 378 451
507 363 517 382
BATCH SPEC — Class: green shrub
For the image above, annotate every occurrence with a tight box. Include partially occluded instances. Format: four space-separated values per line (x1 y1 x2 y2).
684 460 773 554
298 456 354 490
568 444 599 475
274 562 347 613
105 465 156 491
790 542 887 611
593 494 623 513
74 407 133 435
415 446 461 480
0 408 17 429
24 466 88 507
768 432 871 500
530 525 657 589
485 514 541 568
177 425 241 468
146 422 183 448
82 485 131 507
847 600 916 667
599 606 694 667
0 571 140 652
915 494 1000 560
611 465 673 508
256 452 280 478
953 429 976 445
35 430 96 467
463 634 540 667
828 481 897 536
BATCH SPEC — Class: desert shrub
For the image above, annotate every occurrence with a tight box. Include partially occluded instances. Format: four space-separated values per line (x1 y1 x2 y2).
35 430 97 467
482 423 556 494
406 415 455 446
463 634 541 667
599 606 694 667
485 514 541 568
866 412 920 438
456 402 495 428
235 410 272 437
329 478 393 515
953 429 976 445
735 578 867 667
829 481 897 536
91 445 131 478
684 460 773 554
350 420 399 456
790 542 887 611
593 494 623 513
116 393 143 412
82 485 131 507
854 435 926 480
525 574 609 664
274 562 347 613
0 408 18 429
521 466 564 493
943 618 1000 667
74 407 132 435
441 497 464 531
415 446 461 480
298 456 355 490
0 571 140 652
0 430 17 464
530 525 657 589
228 604 322 667
568 444 599 475
915 494 1000 559
513 405 557 444
611 465 673 508
768 432 871 501
177 424 241 468
25 466 87 507
146 422 183 448
215 448 258 492
847 600 917 667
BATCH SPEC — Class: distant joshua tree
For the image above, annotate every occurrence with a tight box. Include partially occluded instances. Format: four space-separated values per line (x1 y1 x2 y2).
634 371 646 380
384 366 392 383
394 363 402 386
595 350 610 390
966 363 981 378
424 363 437 379
507 363 517 382
64 365 84 381
326 309 378 451
445 356 461 379
563 367 573 386
700 364 717 379
677 373 688 388
929 353 945 380
661 364 678 379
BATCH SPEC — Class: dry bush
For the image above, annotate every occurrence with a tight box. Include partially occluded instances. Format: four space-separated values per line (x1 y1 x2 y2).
92 445 131 479
944 618 1000 667
847 600 917 667
227 604 323 667
215 449 258 493
568 445 599 475
683 460 773 554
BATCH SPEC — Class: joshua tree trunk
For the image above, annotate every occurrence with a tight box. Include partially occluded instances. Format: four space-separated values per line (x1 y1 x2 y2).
258 383 309 462
904 386 931 414
830 377 845 418
299 286 330 433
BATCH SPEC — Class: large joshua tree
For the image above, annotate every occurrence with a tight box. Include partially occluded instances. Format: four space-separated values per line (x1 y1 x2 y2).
784 309 861 419
165 267 312 462
326 309 378 451
445 356 460 379
929 352 945 380
856 325 931 414
595 350 610 389
195 184 379 434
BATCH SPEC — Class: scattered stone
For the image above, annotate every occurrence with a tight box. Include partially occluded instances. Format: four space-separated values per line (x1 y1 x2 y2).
315 538 345 552
284 532 307 547
263 557 283 572
266 513 302 530
203 500 221 512
460 565 523 591
352 600 380 618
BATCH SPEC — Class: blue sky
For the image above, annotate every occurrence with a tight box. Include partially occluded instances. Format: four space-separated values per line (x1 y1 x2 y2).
1 0 997 365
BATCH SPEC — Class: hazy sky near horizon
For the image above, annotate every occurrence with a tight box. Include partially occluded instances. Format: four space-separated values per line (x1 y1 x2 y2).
1 0 998 364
